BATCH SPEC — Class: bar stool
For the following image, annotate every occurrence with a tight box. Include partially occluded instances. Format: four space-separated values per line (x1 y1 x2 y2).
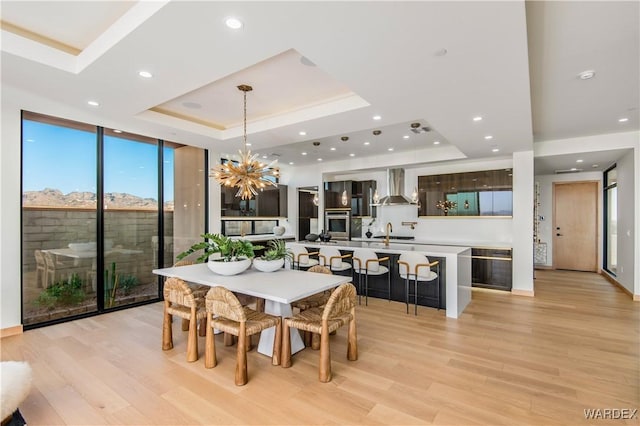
352 249 390 305
397 252 439 315
318 247 352 274
289 245 319 270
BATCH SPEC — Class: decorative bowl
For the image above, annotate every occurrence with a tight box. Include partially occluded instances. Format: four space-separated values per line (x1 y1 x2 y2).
305 233 319 242
273 226 285 236
253 258 284 272
207 258 251 276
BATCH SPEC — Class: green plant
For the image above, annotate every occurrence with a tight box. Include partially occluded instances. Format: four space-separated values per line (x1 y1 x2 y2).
258 239 293 262
120 275 139 295
35 273 85 309
104 262 119 308
177 233 263 263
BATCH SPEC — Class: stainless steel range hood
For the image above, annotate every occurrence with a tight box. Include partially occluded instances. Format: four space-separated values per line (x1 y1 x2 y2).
376 168 417 206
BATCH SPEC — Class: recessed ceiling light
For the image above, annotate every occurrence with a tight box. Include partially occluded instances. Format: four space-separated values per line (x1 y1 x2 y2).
433 141 440 145
317 158 323 161
113 129 122 133
570 167 578 171
289 162 294 165
403 135 410 139
492 148 500 152
245 143 251 146
225 17 243 29
388 148 394 151
330 147 336 151
578 70 595 80
618 117 629 122
138 70 152 78
373 115 382 120
473 116 483 122
592 164 599 168
301 152 307 156
484 135 493 140
349 153 355 157
87 100 99 107
576 159 584 163
364 141 370 146
262 155 267 159
299 131 306 136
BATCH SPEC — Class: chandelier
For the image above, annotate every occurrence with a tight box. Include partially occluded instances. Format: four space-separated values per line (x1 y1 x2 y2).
211 84 279 200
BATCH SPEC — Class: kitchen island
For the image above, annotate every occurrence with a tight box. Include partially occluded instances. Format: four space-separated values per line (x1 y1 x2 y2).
287 240 471 319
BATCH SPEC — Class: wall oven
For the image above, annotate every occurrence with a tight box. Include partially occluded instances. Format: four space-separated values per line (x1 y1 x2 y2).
324 209 351 240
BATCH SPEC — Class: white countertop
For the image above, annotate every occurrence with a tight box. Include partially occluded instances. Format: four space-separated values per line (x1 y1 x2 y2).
230 234 295 242
352 237 512 249
289 240 470 256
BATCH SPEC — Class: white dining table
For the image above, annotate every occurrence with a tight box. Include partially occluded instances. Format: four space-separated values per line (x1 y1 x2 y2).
152 263 351 357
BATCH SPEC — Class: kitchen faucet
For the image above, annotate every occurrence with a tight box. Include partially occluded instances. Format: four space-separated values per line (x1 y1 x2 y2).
384 222 393 246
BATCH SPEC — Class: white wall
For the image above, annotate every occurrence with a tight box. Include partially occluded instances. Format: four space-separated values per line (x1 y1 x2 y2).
534 171 603 268
512 151 534 294
0 103 22 330
616 150 636 294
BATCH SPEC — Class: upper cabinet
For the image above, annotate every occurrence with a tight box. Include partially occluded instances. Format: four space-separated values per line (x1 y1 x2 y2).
324 181 351 209
351 180 376 217
418 169 512 217
324 180 376 217
221 184 287 217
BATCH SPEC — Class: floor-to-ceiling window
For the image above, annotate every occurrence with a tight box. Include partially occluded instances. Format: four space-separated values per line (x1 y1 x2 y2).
21 111 206 327
604 165 617 275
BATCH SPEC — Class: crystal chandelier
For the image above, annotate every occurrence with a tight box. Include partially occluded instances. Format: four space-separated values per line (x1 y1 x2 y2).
211 85 279 200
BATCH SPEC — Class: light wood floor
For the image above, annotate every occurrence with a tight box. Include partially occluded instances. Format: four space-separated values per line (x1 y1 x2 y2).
2 270 638 425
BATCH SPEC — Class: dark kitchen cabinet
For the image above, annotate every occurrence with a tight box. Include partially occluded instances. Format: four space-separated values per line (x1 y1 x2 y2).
324 181 351 209
221 184 287 217
471 248 512 291
351 180 376 217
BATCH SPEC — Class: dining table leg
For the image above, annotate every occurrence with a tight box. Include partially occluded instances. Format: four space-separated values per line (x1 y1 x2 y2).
257 300 305 357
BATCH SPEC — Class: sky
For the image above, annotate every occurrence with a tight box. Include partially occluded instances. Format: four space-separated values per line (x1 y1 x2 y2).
22 119 174 200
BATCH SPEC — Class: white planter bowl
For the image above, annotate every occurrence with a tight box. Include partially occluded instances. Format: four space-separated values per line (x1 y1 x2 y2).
207 258 251 276
253 258 284 272
273 226 285 236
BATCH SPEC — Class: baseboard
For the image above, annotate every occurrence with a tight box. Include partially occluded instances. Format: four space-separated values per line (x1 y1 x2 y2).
534 265 553 270
511 289 534 297
0 325 23 339
600 271 636 300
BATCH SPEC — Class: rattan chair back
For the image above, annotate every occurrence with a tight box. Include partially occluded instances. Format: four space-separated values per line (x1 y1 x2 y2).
163 277 198 308
205 286 247 322
307 265 332 274
322 283 356 321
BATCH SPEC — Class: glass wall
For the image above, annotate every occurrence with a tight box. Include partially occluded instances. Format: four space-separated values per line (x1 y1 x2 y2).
22 112 98 324
103 130 159 308
604 166 617 275
21 111 206 327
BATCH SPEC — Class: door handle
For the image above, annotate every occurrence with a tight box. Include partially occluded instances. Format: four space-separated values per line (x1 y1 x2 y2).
556 233 562 236
556 227 560 230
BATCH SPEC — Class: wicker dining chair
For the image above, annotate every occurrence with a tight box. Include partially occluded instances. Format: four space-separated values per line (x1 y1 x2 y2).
282 283 358 383
162 277 208 362
204 286 282 386
291 265 333 311
173 260 210 333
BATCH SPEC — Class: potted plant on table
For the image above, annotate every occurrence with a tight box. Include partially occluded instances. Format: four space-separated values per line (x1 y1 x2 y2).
253 239 293 272
177 233 262 276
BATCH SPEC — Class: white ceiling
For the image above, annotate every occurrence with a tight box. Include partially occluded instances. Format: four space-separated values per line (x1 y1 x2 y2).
1 1 638 174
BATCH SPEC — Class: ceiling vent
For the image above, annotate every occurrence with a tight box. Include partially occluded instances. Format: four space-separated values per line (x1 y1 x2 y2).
410 122 431 134
554 168 583 174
